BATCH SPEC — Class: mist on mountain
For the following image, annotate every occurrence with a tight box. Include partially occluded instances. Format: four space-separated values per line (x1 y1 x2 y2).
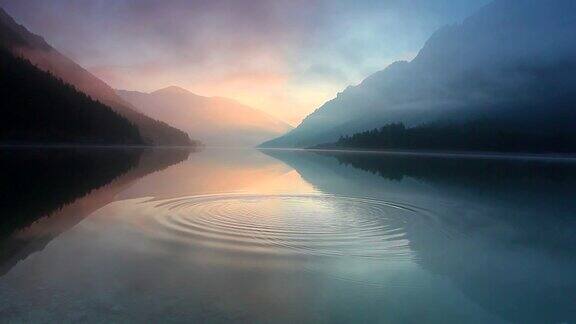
118 86 292 146
262 0 576 149
0 8 194 146
0 48 143 145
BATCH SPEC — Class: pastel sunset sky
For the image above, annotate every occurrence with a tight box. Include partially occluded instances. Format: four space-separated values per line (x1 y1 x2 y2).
1 0 489 125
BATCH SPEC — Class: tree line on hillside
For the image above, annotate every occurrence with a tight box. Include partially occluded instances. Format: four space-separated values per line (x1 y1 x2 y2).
321 120 576 154
0 48 143 145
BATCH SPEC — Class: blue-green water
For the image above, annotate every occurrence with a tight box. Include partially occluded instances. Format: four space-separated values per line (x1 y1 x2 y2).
0 148 575 323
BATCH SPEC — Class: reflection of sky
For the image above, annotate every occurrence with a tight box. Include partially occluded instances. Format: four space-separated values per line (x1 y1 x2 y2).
118 148 317 198
0 148 499 322
0 0 489 125
1 148 575 323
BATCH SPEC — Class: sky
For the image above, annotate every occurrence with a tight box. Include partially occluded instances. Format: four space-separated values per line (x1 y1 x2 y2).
1 0 490 125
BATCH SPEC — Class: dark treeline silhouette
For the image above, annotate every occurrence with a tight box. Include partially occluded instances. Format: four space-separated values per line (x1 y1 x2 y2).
0 48 143 145
321 119 576 154
0 7 195 146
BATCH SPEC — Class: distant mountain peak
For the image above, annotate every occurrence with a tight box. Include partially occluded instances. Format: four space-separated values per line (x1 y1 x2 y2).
118 86 293 146
152 85 193 95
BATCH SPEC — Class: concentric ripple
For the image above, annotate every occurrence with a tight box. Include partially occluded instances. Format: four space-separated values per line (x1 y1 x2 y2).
129 193 437 262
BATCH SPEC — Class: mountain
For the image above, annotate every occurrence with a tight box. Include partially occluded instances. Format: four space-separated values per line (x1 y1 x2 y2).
0 7 194 146
117 86 292 146
262 0 576 148
0 48 143 145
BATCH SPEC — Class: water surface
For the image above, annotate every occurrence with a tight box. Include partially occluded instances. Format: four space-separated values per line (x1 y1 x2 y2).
0 148 575 323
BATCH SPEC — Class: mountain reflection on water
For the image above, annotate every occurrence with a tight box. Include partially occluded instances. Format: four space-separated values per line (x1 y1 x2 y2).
0 148 575 323
265 149 576 323
0 147 192 275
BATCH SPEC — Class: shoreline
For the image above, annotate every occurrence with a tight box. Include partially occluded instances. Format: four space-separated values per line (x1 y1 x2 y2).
4 144 576 162
0 143 201 149
258 147 576 162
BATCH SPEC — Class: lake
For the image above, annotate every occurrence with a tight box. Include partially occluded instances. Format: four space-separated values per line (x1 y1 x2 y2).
1 147 575 323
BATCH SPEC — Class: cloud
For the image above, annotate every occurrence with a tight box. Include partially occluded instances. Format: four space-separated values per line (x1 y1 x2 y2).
0 0 489 124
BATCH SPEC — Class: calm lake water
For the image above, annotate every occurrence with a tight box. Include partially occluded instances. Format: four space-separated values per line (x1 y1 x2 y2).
1 147 575 323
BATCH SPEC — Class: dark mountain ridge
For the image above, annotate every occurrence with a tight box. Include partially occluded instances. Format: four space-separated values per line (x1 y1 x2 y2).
0 48 143 145
262 0 576 149
0 7 195 146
